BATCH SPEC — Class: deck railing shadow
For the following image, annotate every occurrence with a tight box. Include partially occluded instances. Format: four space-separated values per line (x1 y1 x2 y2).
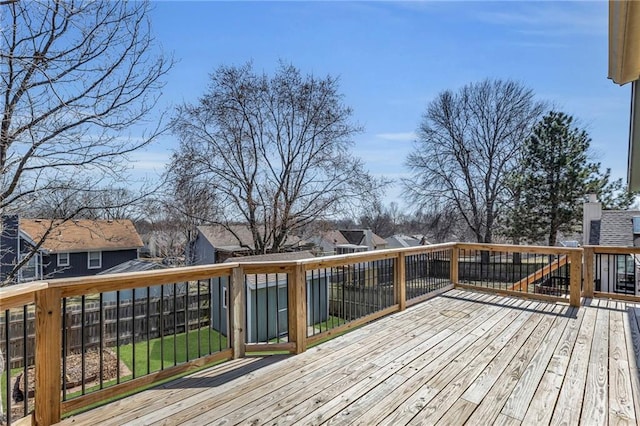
159 355 290 390
439 292 579 319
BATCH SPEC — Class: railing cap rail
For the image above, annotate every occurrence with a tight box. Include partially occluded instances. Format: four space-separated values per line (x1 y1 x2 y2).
456 242 583 255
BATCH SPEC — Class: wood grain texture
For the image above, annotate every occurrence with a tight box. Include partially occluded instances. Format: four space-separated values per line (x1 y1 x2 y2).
56 290 640 426
583 246 595 298
0 281 47 311
34 288 62 425
396 252 406 310
579 305 609 425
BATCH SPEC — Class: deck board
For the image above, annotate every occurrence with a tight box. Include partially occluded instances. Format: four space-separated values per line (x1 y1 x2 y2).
57 289 640 426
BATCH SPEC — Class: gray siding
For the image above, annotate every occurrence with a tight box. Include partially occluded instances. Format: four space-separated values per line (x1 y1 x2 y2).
210 277 229 336
0 215 19 282
43 249 138 278
193 231 216 265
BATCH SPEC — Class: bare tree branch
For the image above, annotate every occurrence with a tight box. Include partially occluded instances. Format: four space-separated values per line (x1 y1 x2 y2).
0 0 172 284
404 79 545 243
170 62 385 254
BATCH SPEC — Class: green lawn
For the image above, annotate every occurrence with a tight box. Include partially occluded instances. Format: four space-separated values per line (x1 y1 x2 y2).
312 315 345 333
117 326 227 377
1 326 227 413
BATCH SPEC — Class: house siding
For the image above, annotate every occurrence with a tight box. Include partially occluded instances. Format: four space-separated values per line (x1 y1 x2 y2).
43 249 138 278
0 215 19 282
192 230 217 265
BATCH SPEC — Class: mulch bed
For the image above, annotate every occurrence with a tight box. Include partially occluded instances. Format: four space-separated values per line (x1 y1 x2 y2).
3 349 130 424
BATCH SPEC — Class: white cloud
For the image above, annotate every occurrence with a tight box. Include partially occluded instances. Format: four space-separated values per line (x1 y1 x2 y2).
474 3 606 37
375 132 417 142
129 151 172 172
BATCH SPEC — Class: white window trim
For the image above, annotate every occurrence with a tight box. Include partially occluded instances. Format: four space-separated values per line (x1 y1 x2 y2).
88 251 102 269
222 286 228 309
18 253 40 282
57 252 70 267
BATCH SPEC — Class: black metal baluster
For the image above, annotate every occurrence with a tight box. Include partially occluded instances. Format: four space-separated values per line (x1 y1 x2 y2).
173 283 177 366
99 293 104 389
116 290 120 383
132 288 136 379
208 278 213 355
61 300 67 400
197 281 201 357
81 295 86 394
160 283 164 370
5 309 12 425
146 287 151 374
185 282 189 362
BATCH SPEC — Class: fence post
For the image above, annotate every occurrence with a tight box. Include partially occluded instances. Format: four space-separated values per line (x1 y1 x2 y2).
396 252 406 310
583 247 595 298
450 245 459 286
288 264 307 354
35 287 61 426
230 266 245 359
569 251 582 307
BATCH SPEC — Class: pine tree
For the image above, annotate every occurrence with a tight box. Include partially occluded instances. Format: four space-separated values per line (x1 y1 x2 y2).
508 112 598 246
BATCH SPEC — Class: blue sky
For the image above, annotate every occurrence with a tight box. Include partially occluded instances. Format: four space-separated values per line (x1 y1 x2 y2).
133 1 629 205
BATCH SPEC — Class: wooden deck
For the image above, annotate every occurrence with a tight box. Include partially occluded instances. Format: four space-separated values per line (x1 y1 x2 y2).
58 289 640 425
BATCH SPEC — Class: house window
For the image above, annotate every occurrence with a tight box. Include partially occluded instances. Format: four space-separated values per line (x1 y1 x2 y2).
18 254 38 282
88 251 102 269
615 255 636 294
222 286 228 309
58 252 70 267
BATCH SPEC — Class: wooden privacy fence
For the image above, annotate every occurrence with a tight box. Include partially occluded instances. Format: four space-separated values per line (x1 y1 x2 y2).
0 293 211 369
0 242 588 426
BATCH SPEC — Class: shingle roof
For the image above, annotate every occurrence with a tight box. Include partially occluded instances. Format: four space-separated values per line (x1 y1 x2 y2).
98 259 167 274
593 210 640 246
322 230 349 245
386 234 423 249
328 229 387 247
20 219 143 253
223 251 315 263
197 225 303 251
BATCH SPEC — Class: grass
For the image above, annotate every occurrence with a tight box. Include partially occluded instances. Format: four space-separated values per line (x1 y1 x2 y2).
1 366 22 413
117 326 227 378
312 315 345 333
1 326 228 415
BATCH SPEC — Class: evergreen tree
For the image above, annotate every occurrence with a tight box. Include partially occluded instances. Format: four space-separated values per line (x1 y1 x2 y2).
508 112 598 246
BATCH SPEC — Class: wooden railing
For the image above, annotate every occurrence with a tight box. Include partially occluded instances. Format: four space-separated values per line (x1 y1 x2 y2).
582 245 640 301
0 242 610 425
454 243 582 307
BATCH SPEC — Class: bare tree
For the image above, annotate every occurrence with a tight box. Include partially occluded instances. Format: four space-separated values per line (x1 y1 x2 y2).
359 201 404 238
404 79 544 243
0 0 171 284
170 62 382 254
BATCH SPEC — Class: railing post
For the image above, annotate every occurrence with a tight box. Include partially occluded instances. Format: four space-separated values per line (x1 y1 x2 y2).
583 247 595 298
450 245 459 286
230 266 245 359
288 264 307 354
396 252 406 310
569 251 582 307
35 287 61 426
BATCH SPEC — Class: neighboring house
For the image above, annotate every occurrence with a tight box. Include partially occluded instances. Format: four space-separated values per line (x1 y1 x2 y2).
583 196 640 295
139 230 186 259
210 251 329 343
191 224 309 265
99 259 169 303
385 234 430 249
0 216 143 283
310 229 387 255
